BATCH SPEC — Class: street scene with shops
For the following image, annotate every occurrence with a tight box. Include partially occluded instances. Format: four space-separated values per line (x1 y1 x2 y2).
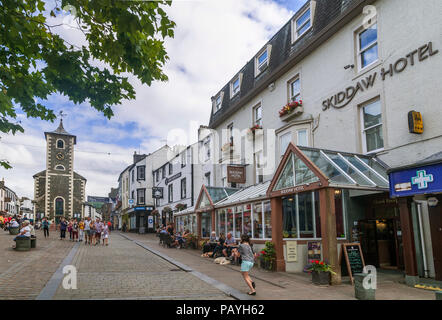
1 0 442 302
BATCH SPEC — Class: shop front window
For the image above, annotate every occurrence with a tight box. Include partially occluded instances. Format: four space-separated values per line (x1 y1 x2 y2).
235 206 243 238
243 204 252 237
282 191 323 239
201 212 211 237
335 189 346 238
252 202 263 239
298 192 314 238
217 209 226 237
264 201 272 238
283 197 298 238
227 208 234 235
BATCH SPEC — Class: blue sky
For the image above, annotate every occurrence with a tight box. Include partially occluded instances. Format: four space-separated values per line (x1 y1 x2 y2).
0 0 307 198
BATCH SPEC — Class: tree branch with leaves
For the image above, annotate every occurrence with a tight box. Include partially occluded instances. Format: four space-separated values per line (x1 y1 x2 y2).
0 0 176 169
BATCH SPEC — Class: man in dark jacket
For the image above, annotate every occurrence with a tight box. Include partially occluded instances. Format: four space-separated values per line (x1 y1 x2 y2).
59 217 67 240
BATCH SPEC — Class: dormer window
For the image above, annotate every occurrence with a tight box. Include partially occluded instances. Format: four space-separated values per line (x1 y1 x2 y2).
213 92 224 113
255 45 272 77
291 1 316 43
231 77 240 97
257 50 268 72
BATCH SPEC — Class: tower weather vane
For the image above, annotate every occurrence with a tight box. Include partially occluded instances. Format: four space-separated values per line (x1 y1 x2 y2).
58 110 67 121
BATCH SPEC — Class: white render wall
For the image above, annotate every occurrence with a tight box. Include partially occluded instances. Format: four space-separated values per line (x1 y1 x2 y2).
211 0 442 188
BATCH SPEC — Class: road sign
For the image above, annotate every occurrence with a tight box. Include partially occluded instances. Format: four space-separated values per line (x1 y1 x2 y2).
128 199 134 205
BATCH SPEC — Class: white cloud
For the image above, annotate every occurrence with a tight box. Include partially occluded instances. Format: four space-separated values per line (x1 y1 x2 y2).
1 0 303 199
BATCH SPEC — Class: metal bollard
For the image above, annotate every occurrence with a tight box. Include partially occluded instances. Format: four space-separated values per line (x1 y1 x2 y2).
354 273 376 300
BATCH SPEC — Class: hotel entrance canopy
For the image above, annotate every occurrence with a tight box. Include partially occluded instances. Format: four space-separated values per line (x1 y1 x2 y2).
267 144 390 197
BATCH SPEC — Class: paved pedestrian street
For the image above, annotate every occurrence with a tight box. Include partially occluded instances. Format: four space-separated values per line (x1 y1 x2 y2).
0 229 436 300
51 232 233 300
0 229 75 300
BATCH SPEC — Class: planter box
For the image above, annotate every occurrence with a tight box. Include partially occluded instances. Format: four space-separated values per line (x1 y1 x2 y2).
9 227 19 235
311 271 330 286
259 258 275 271
14 237 31 251
279 106 304 122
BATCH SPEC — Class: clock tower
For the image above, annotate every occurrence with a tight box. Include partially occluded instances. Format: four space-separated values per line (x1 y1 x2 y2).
33 119 87 222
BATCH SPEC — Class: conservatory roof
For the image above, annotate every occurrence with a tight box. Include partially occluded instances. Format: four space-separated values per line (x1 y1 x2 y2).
174 206 195 216
216 181 271 207
267 143 390 197
195 185 239 211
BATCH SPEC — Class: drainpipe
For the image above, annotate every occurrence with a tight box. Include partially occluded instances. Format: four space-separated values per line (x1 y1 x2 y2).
415 201 429 278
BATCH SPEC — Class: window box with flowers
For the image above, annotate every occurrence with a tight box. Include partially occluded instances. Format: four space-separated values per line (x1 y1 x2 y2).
246 124 263 140
307 260 336 286
279 100 303 122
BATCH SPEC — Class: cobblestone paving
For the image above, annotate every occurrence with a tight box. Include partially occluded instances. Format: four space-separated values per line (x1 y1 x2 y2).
53 233 233 300
0 229 74 300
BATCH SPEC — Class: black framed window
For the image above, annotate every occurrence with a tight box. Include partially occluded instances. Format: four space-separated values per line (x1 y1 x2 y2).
137 166 145 181
57 139 64 149
181 178 186 199
155 171 159 182
131 170 134 182
168 184 173 203
137 189 146 205
169 163 173 175
162 167 165 179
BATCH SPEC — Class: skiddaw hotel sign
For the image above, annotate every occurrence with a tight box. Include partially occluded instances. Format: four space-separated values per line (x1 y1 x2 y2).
322 42 438 111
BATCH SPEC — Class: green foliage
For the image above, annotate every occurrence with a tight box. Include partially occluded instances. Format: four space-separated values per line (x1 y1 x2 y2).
0 0 176 169
259 241 276 270
307 260 337 274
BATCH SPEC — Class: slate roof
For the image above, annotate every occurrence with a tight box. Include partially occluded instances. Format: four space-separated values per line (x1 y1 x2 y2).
209 0 369 128
44 119 77 144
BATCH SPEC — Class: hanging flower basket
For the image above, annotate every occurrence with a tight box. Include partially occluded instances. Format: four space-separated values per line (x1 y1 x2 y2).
175 203 187 211
279 100 303 122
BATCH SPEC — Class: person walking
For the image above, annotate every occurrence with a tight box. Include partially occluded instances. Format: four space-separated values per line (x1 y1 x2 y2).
102 222 110 246
59 218 67 240
233 234 257 296
78 219 84 242
94 218 103 246
90 220 96 245
72 220 79 242
42 217 50 238
84 217 91 244
67 219 73 241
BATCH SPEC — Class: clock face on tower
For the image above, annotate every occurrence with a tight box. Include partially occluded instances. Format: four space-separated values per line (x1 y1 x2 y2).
56 153 64 160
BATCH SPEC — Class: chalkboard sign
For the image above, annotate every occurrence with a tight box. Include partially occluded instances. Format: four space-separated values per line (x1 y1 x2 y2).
340 243 365 285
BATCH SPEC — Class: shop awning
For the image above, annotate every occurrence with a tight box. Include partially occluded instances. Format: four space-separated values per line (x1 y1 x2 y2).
215 181 270 207
267 143 390 197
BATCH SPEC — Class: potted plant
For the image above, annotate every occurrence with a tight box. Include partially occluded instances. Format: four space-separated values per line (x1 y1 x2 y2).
307 260 336 286
175 203 187 211
258 241 276 271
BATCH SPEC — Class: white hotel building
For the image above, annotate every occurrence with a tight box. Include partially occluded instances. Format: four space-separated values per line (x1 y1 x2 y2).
176 0 442 285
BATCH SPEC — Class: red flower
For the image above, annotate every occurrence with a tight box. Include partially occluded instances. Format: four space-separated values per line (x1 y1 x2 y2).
320 262 324 265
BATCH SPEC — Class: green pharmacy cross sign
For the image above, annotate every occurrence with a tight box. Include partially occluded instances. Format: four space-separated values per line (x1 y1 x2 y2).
411 170 434 190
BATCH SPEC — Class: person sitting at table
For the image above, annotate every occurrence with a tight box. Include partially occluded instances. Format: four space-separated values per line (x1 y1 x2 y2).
222 232 237 258
212 233 226 258
12 220 31 249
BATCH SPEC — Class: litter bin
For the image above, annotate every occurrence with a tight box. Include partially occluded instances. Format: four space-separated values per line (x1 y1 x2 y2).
14 237 31 251
9 227 19 235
